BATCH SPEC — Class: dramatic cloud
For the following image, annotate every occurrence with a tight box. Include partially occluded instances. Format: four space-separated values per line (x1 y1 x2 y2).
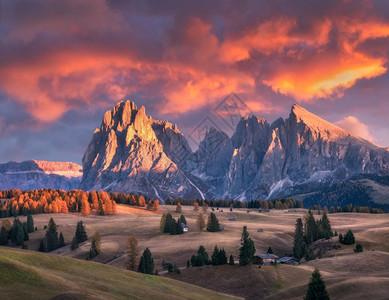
0 0 389 162
335 116 375 142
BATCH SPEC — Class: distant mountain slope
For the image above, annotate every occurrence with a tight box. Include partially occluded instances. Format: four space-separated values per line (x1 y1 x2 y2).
0 160 82 190
81 100 389 206
0 247 235 300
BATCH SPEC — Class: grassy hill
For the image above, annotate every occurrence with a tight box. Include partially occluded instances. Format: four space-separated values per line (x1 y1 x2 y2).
0 247 239 300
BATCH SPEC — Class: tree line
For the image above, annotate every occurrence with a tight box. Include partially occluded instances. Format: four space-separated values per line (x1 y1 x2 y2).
0 189 117 218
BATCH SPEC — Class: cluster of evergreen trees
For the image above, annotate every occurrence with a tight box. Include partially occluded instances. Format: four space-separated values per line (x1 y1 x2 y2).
0 215 35 247
0 189 117 218
164 197 303 209
190 245 228 267
71 221 88 250
339 230 355 245
160 213 186 235
293 211 333 260
38 218 65 252
310 204 385 214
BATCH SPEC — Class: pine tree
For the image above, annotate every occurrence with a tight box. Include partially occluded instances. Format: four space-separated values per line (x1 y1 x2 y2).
127 236 139 270
164 213 176 234
0 226 8 245
239 226 256 265
179 215 187 225
59 232 65 247
354 243 363 253
138 255 146 273
197 245 210 265
187 260 190 268
160 213 167 233
293 218 306 260
45 218 59 251
267 247 273 254
175 220 184 234
89 231 101 259
339 233 343 243
10 218 22 244
75 221 88 243
218 248 227 265
138 248 154 274
22 222 29 241
38 238 46 252
211 245 220 265
343 230 355 245
71 236 79 250
320 213 332 239
229 254 235 265
206 213 220 232
27 215 34 233
197 212 206 231
304 268 330 300
305 210 317 244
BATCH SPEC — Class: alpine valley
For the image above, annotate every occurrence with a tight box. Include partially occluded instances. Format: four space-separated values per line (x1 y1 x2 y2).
77 100 389 209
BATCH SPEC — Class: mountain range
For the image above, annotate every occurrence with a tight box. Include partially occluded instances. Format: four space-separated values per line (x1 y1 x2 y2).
80 100 389 207
0 160 82 191
1 100 388 208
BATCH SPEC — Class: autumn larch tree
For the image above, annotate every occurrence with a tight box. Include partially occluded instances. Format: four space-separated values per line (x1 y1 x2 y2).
176 203 182 213
127 236 139 271
89 230 101 259
206 212 220 232
197 212 206 231
304 268 330 300
193 202 199 212
159 213 167 233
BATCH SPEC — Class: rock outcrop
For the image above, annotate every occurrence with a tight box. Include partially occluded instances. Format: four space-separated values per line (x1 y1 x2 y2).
81 100 389 203
80 100 208 200
0 160 82 190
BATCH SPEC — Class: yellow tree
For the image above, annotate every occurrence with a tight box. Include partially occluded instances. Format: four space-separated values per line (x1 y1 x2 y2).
127 236 139 271
197 212 206 231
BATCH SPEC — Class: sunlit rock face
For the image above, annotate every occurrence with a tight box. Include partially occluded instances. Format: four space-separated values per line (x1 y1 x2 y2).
81 100 389 202
80 100 208 200
0 160 82 190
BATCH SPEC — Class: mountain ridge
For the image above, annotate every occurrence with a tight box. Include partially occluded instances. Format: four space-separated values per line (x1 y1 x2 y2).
80 100 389 206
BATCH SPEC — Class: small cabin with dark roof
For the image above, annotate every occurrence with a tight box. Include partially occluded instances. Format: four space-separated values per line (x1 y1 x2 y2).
228 217 237 221
276 256 299 265
254 254 279 265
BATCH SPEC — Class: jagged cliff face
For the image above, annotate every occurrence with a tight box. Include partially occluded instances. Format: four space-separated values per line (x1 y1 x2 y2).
0 160 82 190
80 100 208 200
81 100 389 202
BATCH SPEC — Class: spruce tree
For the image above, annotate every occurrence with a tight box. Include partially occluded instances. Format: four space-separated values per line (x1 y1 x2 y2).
293 218 306 260
71 236 79 250
0 226 8 246
229 255 235 265
320 213 332 239
175 220 183 234
38 238 46 252
27 215 34 233
305 210 317 244
59 232 65 247
179 215 187 225
197 245 210 265
206 213 220 232
304 268 330 300
16 225 24 246
211 245 220 265
140 248 154 274
218 248 227 265
239 226 256 265
138 255 146 273
75 221 88 243
343 230 355 245
22 222 29 241
267 247 273 254
45 218 59 251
